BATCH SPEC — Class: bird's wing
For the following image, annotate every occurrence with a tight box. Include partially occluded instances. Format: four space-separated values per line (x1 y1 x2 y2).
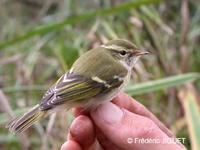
39 72 123 110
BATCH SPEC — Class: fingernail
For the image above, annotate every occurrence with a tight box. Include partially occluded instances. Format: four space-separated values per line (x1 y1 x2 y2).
93 102 123 124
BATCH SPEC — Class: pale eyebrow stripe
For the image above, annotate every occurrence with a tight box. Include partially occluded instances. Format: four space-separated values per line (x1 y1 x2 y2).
101 45 133 52
101 45 125 51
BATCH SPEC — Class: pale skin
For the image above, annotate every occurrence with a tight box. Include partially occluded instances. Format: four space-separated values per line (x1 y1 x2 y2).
60 92 186 150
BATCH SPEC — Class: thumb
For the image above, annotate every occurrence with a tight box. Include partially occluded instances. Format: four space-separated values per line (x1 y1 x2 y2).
90 102 184 150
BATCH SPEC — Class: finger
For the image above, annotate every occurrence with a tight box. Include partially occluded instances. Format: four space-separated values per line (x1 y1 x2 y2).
112 92 174 138
91 102 183 150
68 115 104 150
60 140 82 150
95 127 121 150
71 110 117 150
68 115 96 149
72 107 89 117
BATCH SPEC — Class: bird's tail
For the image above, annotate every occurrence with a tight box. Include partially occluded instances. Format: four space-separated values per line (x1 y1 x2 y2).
6 104 46 134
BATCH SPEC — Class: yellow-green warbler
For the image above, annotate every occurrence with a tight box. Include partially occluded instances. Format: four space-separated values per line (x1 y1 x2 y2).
7 39 149 134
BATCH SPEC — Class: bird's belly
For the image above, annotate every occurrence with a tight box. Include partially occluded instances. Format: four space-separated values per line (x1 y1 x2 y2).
82 87 120 109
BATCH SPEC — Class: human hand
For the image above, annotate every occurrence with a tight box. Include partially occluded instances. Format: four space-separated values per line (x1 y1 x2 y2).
61 92 185 150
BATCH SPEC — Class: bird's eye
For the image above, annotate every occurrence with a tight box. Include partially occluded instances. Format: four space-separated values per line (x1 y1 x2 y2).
120 50 126 56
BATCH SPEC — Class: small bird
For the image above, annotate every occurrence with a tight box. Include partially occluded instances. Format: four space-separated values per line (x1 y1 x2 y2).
7 39 149 134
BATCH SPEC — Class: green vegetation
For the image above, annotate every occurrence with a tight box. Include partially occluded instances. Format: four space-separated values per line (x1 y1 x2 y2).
0 0 199 149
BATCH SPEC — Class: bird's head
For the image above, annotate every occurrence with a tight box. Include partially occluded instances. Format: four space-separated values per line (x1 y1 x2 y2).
101 39 149 69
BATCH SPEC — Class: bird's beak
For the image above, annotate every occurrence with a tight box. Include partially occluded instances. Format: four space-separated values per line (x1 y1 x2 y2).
133 49 150 56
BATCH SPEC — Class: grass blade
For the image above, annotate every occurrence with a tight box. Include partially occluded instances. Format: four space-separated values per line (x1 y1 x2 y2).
125 73 200 95
179 86 200 150
0 0 161 50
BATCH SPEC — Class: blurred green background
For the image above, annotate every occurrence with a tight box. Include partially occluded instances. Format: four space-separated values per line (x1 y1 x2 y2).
0 0 200 149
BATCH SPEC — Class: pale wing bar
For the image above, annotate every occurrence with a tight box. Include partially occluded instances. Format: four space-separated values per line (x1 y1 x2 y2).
39 73 123 111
